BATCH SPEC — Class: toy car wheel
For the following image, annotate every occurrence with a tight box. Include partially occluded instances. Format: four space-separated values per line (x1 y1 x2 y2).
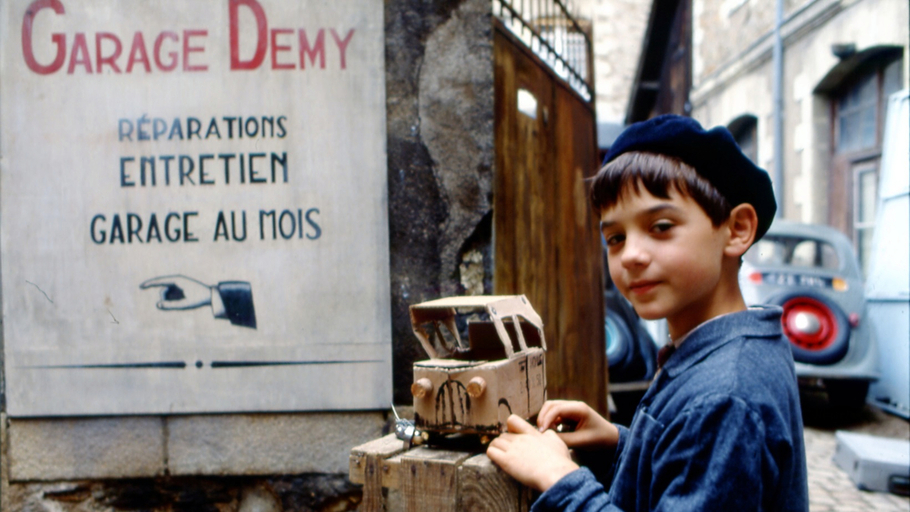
606 309 634 371
768 290 850 365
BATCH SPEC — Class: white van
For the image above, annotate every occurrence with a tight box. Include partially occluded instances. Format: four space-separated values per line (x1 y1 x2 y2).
865 89 909 419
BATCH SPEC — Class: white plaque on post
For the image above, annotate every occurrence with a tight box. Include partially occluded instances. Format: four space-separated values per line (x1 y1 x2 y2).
0 0 391 416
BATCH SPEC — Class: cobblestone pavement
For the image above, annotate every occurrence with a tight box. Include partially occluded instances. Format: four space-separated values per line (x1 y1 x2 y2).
804 404 910 512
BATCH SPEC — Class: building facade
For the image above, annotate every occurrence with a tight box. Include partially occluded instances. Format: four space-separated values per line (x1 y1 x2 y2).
690 0 908 272
584 0 653 148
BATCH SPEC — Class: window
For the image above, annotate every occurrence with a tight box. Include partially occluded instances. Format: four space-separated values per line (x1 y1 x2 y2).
835 58 902 156
829 52 903 275
729 115 758 163
854 163 877 276
836 72 878 153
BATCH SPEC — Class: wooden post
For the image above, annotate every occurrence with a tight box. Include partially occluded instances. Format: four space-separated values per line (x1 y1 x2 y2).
350 434 409 510
350 435 532 511
399 447 473 511
493 20 608 418
458 454 532 512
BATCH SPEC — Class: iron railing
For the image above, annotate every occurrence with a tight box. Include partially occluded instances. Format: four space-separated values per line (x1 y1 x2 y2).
494 0 594 101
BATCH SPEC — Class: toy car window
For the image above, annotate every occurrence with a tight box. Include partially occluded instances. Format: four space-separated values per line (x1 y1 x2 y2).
418 309 505 359
416 319 468 358
416 321 454 357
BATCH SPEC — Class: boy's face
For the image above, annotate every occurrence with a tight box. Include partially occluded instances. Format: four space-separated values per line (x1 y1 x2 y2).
600 184 731 333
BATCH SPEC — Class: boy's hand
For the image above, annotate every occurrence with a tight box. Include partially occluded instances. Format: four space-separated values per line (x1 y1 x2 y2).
537 400 619 449
487 415 580 492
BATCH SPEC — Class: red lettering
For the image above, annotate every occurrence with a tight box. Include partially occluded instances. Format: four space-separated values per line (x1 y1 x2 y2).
21 0 66 75
126 32 151 73
298 29 324 69
95 32 122 73
182 29 207 71
67 33 92 74
229 0 267 70
21 0 351 76
330 29 354 70
271 29 294 69
154 31 178 71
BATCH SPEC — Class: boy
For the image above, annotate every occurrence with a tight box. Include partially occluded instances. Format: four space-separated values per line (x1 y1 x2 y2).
487 115 809 511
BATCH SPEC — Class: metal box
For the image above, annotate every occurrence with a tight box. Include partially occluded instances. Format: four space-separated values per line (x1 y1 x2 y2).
833 430 910 495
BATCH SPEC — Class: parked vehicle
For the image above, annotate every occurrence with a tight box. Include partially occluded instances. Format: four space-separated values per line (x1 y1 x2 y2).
865 89 909 419
741 220 878 413
605 281 658 384
604 261 658 425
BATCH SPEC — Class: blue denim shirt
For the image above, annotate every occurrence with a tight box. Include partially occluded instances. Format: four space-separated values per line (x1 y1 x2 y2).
534 307 809 511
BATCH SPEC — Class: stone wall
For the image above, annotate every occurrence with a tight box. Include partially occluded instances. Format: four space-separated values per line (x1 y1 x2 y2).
694 0 808 85
385 0 496 405
590 0 653 125
7 472 363 512
0 0 496 509
1 412 389 511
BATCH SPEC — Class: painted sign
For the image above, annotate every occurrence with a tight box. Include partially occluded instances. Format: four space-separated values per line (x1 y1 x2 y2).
0 0 391 416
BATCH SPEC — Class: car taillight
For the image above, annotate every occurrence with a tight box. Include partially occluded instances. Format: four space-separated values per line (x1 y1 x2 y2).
781 297 839 351
848 312 860 327
748 272 763 283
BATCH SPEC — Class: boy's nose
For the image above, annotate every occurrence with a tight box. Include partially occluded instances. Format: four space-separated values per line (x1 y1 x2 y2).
620 238 650 268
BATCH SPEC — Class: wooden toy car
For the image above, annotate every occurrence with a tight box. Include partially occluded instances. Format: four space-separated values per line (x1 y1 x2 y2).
409 295 547 436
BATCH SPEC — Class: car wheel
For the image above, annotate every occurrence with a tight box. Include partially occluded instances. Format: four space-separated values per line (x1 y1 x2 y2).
606 310 634 372
824 379 869 414
767 290 851 365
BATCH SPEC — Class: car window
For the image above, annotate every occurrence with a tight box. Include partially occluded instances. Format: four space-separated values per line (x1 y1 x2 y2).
791 241 816 267
745 239 787 266
745 235 840 270
819 243 839 269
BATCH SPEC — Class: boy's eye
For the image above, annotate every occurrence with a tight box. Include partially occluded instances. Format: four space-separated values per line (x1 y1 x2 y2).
604 234 625 247
652 221 674 233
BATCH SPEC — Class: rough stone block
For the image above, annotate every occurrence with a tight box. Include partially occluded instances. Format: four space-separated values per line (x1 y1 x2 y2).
8 417 165 481
167 412 387 476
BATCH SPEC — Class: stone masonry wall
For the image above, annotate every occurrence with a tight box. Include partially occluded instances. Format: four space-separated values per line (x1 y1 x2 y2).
691 0 909 224
590 0 653 124
385 0 496 405
694 0 808 84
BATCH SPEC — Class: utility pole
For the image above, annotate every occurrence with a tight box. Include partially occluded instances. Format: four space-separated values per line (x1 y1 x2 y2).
772 0 784 216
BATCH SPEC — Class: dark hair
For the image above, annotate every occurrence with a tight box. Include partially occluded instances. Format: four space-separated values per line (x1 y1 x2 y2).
589 151 732 226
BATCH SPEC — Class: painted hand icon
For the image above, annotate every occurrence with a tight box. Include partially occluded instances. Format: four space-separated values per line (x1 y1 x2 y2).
140 275 257 329
140 275 213 310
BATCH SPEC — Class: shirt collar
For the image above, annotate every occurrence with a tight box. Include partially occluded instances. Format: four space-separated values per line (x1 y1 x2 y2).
662 306 783 378
669 311 736 348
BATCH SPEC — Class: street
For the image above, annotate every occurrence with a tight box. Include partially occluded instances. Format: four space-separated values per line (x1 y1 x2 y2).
802 399 910 511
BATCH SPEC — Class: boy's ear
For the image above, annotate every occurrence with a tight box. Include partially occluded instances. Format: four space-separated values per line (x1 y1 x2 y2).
724 204 759 258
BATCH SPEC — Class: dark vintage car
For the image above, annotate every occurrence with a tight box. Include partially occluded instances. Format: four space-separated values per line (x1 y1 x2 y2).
604 265 658 425
741 220 879 413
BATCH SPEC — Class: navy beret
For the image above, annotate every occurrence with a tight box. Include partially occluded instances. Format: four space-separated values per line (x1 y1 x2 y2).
603 114 777 241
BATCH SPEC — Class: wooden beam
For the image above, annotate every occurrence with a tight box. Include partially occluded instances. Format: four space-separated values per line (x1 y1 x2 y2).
458 454 533 511
349 434 408 511
351 435 533 510
399 447 474 511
